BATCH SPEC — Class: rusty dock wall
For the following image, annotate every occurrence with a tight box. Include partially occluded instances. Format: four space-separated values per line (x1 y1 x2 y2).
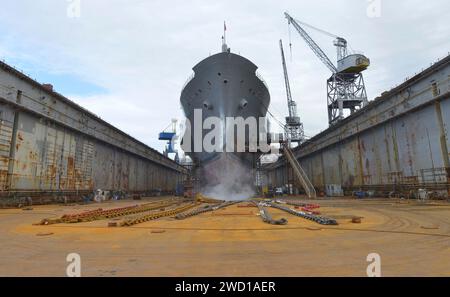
266 55 450 198
0 61 186 203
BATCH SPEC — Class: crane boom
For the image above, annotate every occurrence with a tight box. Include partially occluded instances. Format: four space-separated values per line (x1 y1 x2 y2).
280 39 296 119
284 12 337 74
279 39 303 144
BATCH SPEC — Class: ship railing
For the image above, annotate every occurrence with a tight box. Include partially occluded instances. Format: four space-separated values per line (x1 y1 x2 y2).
181 73 195 91
256 71 269 90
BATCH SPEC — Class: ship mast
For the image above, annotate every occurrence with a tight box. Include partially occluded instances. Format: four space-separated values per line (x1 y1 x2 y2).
222 21 229 52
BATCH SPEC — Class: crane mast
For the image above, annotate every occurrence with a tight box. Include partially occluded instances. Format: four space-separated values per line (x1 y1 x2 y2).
279 39 303 144
284 12 370 126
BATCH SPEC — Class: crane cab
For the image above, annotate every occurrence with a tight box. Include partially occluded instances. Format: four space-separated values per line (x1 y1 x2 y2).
337 54 370 74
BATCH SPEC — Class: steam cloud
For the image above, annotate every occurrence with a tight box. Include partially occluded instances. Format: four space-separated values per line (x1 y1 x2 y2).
201 153 255 201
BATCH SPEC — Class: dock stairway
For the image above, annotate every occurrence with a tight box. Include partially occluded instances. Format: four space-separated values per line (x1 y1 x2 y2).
283 144 317 198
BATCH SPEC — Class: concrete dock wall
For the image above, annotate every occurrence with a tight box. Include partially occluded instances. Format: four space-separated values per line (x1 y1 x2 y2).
0 61 186 201
266 55 450 198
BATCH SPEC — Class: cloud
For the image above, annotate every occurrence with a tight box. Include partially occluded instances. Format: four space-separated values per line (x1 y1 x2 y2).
0 0 449 152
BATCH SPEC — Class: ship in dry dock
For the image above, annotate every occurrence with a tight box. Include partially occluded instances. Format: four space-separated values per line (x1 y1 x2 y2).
180 40 270 197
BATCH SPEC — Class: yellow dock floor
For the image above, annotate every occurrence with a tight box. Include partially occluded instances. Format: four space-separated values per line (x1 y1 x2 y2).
0 196 449 276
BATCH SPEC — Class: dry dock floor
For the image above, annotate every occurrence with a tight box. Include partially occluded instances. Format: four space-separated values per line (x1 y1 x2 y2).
0 196 449 276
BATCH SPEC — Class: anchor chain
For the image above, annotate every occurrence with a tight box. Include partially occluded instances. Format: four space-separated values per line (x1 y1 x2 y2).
120 202 200 226
253 201 288 225
37 199 183 225
269 202 338 225
175 200 243 220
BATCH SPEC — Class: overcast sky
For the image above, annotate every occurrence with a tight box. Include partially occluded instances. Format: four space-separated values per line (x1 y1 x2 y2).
0 0 449 153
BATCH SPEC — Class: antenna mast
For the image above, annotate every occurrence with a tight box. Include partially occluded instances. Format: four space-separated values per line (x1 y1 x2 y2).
222 21 229 52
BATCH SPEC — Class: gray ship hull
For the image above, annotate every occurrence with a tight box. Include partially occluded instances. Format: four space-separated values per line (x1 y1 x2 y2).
180 51 270 197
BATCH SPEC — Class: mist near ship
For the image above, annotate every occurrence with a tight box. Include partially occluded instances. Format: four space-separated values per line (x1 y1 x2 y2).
200 153 255 201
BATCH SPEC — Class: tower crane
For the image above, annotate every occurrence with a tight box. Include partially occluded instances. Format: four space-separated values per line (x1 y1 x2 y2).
285 12 370 125
279 39 304 144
